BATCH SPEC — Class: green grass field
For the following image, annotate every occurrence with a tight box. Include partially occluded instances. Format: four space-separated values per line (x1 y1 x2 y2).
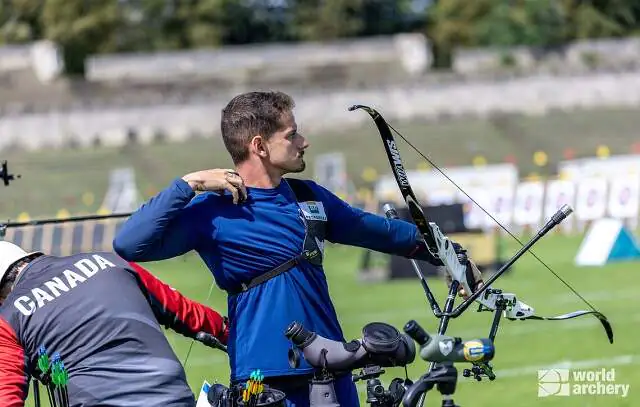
26 232 635 406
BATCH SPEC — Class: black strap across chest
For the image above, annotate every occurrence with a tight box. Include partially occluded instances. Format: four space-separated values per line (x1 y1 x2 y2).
229 178 325 296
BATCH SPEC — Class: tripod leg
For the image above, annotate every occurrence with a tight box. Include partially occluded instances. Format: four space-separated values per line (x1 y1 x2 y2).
33 381 41 407
436 281 459 335
488 303 505 343
427 283 460 374
441 396 460 407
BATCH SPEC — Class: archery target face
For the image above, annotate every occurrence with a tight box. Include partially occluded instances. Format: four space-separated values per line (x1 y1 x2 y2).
575 178 607 221
607 175 640 218
513 181 544 226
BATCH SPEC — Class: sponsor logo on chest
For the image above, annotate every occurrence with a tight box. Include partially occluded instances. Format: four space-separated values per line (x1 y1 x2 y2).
299 201 327 222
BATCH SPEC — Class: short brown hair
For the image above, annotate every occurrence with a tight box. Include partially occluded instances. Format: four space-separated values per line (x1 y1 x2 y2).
0 253 42 298
220 91 295 164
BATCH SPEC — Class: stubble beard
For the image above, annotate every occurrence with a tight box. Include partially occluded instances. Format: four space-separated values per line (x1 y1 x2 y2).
276 156 306 174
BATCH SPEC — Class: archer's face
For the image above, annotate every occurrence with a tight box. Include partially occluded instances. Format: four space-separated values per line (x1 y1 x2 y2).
265 112 309 174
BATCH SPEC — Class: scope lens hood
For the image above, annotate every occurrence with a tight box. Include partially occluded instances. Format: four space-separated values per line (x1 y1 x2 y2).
361 322 401 353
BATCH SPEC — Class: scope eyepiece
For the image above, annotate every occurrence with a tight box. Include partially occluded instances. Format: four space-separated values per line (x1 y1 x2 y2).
403 320 430 346
284 321 315 348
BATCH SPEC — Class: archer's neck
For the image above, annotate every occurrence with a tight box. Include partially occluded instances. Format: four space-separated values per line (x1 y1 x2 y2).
236 161 283 189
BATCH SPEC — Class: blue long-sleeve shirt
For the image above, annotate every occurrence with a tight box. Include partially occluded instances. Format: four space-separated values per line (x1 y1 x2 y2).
113 177 439 381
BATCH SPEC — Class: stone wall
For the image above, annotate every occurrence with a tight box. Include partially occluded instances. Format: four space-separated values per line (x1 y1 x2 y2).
2 69 640 152
3 36 640 152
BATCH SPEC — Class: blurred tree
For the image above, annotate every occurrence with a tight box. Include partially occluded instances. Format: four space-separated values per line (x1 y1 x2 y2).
561 0 639 39
114 0 174 51
291 0 364 41
129 0 208 50
184 0 226 47
474 0 568 47
0 0 43 44
426 0 493 48
424 0 494 68
41 0 123 75
227 0 293 44
129 0 278 49
426 0 640 67
358 0 422 36
429 0 639 47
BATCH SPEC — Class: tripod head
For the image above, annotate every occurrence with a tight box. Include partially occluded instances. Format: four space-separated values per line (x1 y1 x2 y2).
353 365 413 407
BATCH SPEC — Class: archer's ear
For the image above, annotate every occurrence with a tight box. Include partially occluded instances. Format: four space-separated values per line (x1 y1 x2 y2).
249 135 268 158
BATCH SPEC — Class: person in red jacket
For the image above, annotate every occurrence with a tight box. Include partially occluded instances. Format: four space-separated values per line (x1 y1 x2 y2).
0 241 228 407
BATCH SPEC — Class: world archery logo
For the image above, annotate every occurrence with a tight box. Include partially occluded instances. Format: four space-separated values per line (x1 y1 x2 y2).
538 368 630 398
538 369 570 397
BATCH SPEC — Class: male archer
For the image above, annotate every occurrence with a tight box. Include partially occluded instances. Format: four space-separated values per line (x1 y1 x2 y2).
0 242 228 406
113 90 483 406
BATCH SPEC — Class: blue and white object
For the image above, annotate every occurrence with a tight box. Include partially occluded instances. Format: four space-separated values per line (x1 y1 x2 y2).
196 380 212 407
574 218 640 266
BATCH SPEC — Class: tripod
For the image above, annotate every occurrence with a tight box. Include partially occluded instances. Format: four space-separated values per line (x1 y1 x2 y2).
306 363 412 407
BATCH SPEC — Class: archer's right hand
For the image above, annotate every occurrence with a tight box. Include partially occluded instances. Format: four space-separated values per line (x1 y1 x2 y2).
182 169 247 204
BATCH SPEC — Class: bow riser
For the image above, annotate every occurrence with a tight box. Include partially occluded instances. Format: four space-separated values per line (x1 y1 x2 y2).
429 221 473 297
412 166 536 320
